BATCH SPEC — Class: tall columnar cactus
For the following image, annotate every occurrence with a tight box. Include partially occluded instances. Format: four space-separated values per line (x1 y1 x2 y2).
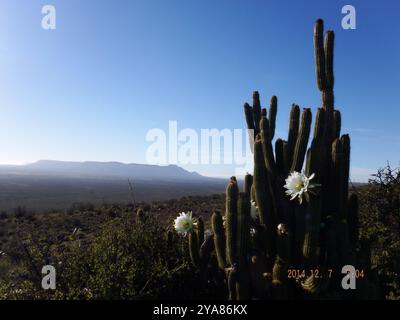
188 231 201 269
314 19 335 142
226 177 239 265
244 173 253 196
211 211 227 270
186 19 376 300
196 217 205 248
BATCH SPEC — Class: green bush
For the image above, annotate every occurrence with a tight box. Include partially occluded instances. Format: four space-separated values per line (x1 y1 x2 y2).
0 213 209 300
358 165 400 299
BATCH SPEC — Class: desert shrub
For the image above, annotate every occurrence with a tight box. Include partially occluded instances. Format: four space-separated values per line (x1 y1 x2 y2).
358 164 400 299
66 202 95 215
13 206 28 218
0 211 8 220
0 213 209 300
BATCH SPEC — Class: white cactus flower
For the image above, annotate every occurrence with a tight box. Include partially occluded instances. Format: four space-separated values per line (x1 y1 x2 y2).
250 201 259 220
284 171 319 204
174 211 195 235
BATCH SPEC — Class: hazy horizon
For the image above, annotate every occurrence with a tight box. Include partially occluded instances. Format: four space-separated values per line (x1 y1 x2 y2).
0 158 379 182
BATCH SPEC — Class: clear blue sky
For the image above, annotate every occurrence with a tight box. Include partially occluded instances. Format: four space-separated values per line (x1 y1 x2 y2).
0 0 399 181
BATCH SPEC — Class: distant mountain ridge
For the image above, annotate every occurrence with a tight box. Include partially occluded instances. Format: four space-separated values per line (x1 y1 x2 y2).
0 160 205 181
